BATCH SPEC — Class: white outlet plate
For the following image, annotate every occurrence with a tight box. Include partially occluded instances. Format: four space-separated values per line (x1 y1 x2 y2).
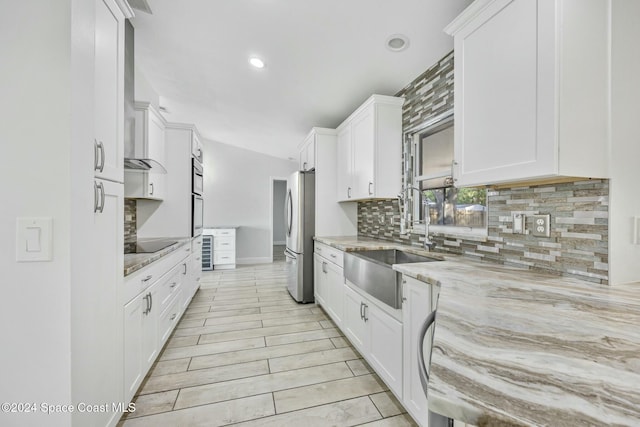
532 214 551 237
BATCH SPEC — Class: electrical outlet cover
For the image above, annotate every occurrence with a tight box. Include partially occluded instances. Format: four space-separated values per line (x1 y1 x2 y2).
532 214 551 237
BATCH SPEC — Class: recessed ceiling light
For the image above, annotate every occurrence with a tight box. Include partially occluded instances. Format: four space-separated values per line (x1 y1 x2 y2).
249 57 265 69
386 34 410 52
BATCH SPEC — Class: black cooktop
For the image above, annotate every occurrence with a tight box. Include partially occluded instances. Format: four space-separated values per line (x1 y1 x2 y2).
124 239 177 255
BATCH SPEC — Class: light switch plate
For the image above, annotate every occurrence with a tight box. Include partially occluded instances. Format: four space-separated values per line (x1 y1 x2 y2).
513 213 525 234
532 214 551 237
16 217 53 262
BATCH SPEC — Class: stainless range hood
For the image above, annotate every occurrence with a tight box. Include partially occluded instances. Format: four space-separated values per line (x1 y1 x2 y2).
123 19 166 174
124 158 167 172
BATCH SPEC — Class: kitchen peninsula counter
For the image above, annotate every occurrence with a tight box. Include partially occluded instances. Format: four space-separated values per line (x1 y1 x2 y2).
315 236 640 426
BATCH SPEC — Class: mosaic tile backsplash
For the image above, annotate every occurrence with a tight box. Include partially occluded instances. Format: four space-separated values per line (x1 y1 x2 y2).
358 50 609 284
358 179 609 284
124 199 137 244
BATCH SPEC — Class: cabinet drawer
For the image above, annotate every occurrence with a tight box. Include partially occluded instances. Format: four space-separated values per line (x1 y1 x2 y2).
158 291 182 345
213 251 235 265
156 266 182 313
124 244 189 304
213 236 235 250
211 228 235 237
314 242 343 268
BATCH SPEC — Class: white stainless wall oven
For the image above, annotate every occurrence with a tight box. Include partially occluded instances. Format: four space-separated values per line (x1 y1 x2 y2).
192 157 203 196
192 157 203 236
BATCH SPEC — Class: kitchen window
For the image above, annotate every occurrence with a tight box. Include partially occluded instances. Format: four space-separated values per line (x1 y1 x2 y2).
405 110 488 236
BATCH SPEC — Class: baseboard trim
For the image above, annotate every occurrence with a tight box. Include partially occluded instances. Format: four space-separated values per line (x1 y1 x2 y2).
237 257 272 265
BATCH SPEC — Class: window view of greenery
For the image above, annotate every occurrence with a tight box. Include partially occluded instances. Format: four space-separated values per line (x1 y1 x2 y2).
420 187 487 227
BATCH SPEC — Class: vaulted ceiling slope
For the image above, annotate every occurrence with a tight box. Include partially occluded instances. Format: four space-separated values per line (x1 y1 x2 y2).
132 0 472 160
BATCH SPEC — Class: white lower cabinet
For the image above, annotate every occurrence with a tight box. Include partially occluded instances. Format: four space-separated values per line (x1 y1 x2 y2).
123 281 159 401
402 276 435 426
313 255 328 307
343 283 403 398
123 243 199 404
210 228 236 269
343 284 369 352
314 245 344 327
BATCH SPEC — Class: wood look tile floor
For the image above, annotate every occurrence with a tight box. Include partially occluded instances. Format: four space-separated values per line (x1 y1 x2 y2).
119 261 416 427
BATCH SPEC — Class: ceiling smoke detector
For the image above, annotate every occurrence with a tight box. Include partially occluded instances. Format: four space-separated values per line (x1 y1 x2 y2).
386 34 410 52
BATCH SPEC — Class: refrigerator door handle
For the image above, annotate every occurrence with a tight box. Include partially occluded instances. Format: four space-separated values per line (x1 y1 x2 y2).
285 189 293 237
284 249 297 260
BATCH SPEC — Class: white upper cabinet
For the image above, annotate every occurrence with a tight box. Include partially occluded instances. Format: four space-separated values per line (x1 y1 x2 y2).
336 95 403 201
93 0 126 184
124 102 166 200
446 0 610 187
299 132 316 171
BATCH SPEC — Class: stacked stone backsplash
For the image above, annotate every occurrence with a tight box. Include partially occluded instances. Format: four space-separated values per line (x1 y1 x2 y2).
357 50 610 284
359 179 609 284
124 199 137 244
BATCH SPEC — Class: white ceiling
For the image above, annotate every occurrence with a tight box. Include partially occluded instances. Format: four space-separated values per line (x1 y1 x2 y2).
131 0 472 160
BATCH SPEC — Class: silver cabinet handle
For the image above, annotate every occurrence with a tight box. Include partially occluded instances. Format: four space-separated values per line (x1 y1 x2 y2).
94 140 105 172
149 182 154 195
303 162 307 170
170 313 177 321
347 187 352 198
368 182 373 195
418 310 437 395
98 141 105 172
94 139 100 171
363 304 368 322
359 302 364 320
170 282 177 289
183 263 187 275
142 275 152 283
322 261 327 274
93 181 99 212
148 292 153 313
330 254 336 259
94 181 105 213
143 293 150 315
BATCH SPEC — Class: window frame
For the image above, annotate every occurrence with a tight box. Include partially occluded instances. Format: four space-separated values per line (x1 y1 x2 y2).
406 112 488 238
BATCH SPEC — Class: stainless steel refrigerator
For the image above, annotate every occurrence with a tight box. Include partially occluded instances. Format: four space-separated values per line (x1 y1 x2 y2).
284 170 315 303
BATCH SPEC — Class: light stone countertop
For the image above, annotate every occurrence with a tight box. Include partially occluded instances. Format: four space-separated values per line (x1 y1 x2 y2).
314 236 640 426
124 237 191 276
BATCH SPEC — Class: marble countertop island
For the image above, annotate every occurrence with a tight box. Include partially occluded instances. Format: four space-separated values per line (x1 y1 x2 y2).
314 236 640 426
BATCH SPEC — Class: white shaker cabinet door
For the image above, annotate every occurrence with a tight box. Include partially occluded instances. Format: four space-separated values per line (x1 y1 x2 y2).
368 302 403 397
343 284 368 353
94 0 124 183
402 276 433 426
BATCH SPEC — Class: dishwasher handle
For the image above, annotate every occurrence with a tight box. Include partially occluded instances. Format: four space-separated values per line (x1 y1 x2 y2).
418 309 437 395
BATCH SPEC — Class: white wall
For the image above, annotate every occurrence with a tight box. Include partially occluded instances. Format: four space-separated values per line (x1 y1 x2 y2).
272 180 287 244
609 0 640 285
203 140 297 263
0 1 75 425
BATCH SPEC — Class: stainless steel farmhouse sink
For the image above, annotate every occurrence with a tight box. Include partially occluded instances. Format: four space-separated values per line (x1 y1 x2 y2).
344 249 441 309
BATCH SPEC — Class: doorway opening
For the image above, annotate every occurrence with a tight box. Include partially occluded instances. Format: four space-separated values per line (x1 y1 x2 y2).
271 178 287 262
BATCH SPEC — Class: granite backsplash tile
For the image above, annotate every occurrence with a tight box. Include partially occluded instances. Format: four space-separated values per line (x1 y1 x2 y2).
358 179 609 284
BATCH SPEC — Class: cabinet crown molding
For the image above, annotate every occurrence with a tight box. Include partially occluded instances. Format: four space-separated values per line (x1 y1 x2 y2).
134 101 167 125
115 0 135 18
444 0 497 35
337 94 404 131
164 121 201 138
